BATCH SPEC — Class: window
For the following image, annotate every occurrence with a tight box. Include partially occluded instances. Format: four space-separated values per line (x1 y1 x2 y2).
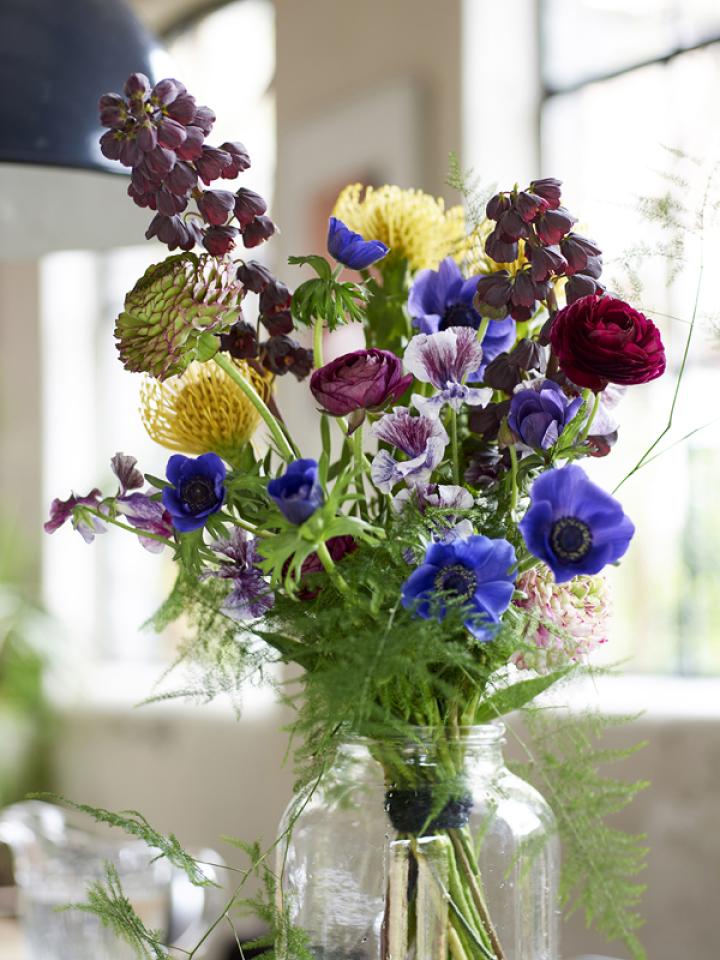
540 0 720 673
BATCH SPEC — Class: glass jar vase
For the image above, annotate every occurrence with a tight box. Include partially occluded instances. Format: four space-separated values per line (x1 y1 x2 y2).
277 724 559 960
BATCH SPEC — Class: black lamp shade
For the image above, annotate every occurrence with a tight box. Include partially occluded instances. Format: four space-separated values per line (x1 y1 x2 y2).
0 0 168 173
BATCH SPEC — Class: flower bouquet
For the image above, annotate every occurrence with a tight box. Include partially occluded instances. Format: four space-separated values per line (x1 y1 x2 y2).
45 73 668 960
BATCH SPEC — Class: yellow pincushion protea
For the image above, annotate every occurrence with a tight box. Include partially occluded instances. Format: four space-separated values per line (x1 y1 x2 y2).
332 184 468 272
140 354 272 464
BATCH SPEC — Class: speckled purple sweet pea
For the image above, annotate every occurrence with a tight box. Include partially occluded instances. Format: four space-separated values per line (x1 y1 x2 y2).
370 408 448 493
404 328 492 419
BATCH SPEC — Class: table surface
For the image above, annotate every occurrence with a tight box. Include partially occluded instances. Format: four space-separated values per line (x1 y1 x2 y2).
0 918 24 959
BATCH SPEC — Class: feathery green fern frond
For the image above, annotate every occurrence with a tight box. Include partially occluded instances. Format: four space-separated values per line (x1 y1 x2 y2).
69 863 170 959
36 795 215 888
509 709 649 960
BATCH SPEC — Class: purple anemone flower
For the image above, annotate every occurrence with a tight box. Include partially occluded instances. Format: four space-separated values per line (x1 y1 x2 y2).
508 380 583 450
404 328 492 419
327 217 389 270
203 528 274 620
267 459 324 525
401 535 517 641
162 453 226 533
370 409 448 493
408 258 516 380
519 465 635 583
44 489 107 544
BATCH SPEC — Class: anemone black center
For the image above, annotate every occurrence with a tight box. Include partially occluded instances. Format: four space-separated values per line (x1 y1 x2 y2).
550 516 593 562
435 564 477 599
180 477 215 512
439 302 478 331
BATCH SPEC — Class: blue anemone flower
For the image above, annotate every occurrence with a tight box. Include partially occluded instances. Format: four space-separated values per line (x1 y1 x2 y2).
519 465 635 583
408 257 516 380
401 535 517 641
508 379 583 450
162 453 226 533
327 217 389 270
267 458 324 525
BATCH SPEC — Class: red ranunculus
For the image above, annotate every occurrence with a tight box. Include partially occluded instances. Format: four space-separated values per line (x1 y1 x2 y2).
310 349 413 416
550 294 666 391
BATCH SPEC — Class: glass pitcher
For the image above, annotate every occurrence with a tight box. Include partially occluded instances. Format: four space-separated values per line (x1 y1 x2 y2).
0 800 220 960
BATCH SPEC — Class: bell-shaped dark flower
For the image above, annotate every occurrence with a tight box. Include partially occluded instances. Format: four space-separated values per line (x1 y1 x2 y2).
259 280 292 315
156 188 188 217
485 227 518 264
202 225 239 256
198 189 236 226
99 94 126 129
176 125 205 161
468 399 511 440
193 105 216 135
157 117 187 150
535 206 577 246
166 94 197 126
474 271 513 319
515 190 548 223
529 177 562 210
164 160 197 197
124 72 150 99
243 215 276 248
261 336 313 380
234 188 267 227
196 146 232 184
151 78 180 106
560 232 602 275
219 141 251 177
498 208 530 241
220 320 258 360
527 243 567 282
486 193 511 221
261 311 294 336
144 145 176 179
565 273 606 303
237 260 273 293
146 213 198 251
464 446 505 487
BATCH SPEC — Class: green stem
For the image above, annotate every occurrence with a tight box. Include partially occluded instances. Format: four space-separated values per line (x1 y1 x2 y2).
313 316 324 370
507 442 519 517
213 353 296 463
352 424 367 516
317 541 349 594
451 409 460 484
577 388 600 443
476 316 490 345
83 508 174 547
450 829 506 960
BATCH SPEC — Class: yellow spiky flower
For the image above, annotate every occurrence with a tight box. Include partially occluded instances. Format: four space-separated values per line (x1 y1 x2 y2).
332 184 468 272
140 354 272 464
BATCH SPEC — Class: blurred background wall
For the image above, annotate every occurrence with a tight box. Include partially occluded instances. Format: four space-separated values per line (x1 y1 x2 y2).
1 1 720 958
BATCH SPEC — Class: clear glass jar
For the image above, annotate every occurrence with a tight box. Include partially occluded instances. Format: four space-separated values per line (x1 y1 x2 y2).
278 724 559 960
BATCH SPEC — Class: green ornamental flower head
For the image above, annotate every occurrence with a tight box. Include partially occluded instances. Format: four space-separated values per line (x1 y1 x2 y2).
115 253 244 380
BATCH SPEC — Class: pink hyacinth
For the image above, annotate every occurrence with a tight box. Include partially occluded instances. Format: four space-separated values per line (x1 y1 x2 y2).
512 566 610 674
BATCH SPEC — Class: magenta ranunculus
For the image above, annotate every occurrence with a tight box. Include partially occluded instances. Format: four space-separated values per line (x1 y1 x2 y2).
550 294 666 391
310 349 413 416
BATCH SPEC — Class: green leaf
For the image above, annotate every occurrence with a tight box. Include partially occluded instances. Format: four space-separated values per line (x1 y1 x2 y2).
288 253 332 280
474 668 572 722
